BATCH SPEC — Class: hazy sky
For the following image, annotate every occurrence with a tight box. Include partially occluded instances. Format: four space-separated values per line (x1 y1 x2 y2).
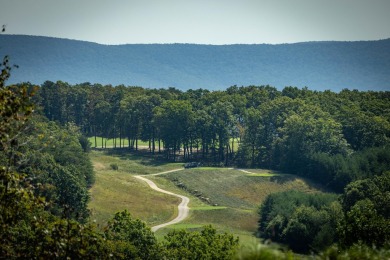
1 0 389 45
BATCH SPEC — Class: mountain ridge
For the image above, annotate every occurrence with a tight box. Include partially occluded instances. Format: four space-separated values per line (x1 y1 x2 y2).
1 34 389 91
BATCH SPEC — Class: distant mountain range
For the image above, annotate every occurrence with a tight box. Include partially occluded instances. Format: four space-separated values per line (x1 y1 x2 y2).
1 35 389 91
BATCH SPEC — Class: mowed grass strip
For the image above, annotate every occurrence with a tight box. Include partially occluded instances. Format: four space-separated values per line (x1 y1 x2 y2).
239 168 280 177
159 167 327 241
164 168 321 209
89 150 181 227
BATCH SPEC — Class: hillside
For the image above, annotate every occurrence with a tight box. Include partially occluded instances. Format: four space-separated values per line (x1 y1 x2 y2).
1 34 390 91
88 150 327 243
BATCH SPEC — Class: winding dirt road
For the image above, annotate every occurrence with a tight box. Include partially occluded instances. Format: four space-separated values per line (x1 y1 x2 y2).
134 169 189 232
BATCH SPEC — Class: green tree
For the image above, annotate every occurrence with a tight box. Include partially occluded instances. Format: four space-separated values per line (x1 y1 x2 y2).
0 52 109 258
274 107 349 173
338 172 390 247
154 100 194 161
162 226 239 260
104 210 158 259
238 107 263 167
258 191 340 253
209 101 234 163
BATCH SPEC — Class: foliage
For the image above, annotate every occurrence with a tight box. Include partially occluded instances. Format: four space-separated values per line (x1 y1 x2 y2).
235 243 294 260
161 225 239 260
321 243 390 260
0 52 108 258
13 117 95 221
104 210 159 259
79 134 92 152
338 171 390 247
110 163 119 170
258 190 340 253
308 146 390 192
154 99 194 160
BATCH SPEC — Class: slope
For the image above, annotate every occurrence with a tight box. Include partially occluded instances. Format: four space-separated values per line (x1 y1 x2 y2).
1 34 390 91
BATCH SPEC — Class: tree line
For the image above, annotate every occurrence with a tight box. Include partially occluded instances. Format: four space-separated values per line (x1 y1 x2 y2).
34 81 390 192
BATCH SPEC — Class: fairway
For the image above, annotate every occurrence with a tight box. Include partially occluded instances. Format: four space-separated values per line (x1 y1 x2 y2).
88 150 183 226
151 167 326 242
89 150 328 243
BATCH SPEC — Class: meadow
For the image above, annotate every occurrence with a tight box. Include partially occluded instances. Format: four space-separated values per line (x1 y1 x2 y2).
88 150 182 226
89 150 328 243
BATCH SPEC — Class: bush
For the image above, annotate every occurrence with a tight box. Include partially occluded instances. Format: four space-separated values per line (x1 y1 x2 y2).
338 171 390 247
79 135 91 152
321 243 390 260
110 163 118 170
258 191 340 253
162 226 239 259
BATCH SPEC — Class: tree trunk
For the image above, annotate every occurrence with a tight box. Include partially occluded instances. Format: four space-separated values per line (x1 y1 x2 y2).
119 127 122 148
173 141 177 162
252 142 255 167
231 138 235 158
127 135 131 150
225 144 230 166
152 129 155 155
94 129 97 148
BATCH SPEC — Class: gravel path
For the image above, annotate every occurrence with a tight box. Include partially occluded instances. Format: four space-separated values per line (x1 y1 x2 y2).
134 169 189 232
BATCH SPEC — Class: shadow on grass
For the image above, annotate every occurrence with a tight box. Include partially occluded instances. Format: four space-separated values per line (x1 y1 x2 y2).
269 174 297 184
270 173 333 193
101 148 178 167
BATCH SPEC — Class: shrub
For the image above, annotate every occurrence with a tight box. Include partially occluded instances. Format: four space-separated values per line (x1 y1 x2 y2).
110 163 118 170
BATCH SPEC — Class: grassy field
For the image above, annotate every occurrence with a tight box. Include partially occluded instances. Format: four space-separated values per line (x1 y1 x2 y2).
151 167 325 243
88 150 328 244
88 150 183 226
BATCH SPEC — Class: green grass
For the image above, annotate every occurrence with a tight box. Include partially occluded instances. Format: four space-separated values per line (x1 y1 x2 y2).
152 167 327 241
191 206 228 211
88 150 182 227
88 150 329 245
239 168 281 177
163 168 320 209
89 150 182 175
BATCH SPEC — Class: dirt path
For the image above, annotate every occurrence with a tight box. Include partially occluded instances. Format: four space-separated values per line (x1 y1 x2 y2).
134 169 189 232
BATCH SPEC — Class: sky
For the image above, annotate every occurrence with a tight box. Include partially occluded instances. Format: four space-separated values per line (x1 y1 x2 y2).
1 0 389 45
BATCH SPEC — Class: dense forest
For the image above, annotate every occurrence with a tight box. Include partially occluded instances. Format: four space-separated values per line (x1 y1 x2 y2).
1 59 390 256
35 80 390 193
